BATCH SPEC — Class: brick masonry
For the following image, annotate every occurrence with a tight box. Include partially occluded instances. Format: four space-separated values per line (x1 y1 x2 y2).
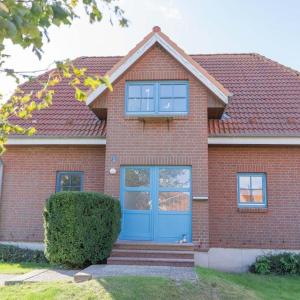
92 44 210 249
209 145 300 249
0 146 105 241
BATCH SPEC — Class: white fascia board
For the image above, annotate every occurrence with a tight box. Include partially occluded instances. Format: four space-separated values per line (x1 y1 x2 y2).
86 33 228 105
155 34 228 104
86 35 157 105
208 136 300 145
7 137 106 145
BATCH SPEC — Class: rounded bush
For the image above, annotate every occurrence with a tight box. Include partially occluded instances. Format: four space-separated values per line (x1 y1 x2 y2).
44 192 121 268
250 253 300 275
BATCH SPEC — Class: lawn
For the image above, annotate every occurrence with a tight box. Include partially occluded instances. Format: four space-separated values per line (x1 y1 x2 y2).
0 262 51 274
0 266 299 300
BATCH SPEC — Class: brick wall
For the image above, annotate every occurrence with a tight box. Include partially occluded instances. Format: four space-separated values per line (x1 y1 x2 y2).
93 44 210 248
209 146 300 249
0 145 105 242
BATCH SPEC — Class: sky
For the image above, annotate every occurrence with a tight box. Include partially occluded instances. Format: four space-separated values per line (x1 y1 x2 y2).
1 0 300 98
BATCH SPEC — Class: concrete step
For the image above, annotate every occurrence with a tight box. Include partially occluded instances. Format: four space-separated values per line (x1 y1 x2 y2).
111 249 194 259
107 256 194 267
114 242 194 251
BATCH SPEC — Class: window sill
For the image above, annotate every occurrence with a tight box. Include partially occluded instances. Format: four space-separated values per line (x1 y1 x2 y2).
237 207 268 213
124 115 189 121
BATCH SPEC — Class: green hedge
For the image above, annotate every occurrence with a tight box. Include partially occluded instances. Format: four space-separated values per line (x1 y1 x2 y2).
44 192 121 268
0 244 47 263
250 252 300 275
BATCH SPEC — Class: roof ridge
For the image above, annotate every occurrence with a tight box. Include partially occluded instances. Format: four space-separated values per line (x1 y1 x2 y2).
251 53 300 77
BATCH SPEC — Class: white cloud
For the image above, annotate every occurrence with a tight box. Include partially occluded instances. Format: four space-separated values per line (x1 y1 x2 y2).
158 1 182 20
145 0 182 20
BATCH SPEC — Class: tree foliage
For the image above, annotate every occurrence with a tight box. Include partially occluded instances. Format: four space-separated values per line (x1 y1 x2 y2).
0 0 127 153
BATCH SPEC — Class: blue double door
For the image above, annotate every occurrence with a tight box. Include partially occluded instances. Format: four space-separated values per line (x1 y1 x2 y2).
120 166 192 243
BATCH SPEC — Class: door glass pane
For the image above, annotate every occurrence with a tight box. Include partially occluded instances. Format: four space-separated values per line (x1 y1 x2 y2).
159 192 189 211
125 168 150 187
159 168 190 188
251 190 263 203
240 189 251 202
239 176 251 189
124 191 150 210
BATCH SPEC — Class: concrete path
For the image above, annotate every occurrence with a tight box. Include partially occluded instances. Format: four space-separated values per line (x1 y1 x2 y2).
74 265 198 283
2 269 78 286
0 274 17 286
1 265 198 285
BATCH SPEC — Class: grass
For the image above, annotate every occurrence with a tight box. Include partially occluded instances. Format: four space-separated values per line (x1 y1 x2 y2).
0 262 51 274
0 266 299 299
198 267 300 300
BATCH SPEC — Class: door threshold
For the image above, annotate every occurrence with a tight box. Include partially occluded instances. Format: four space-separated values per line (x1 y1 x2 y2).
116 240 194 246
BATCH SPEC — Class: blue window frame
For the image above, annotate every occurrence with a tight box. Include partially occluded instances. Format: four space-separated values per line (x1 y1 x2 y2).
237 173 267 208
56 171 83 192
125 81 189 116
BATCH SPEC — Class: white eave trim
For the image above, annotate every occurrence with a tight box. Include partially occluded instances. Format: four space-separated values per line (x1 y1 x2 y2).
86 33 229 105
7 137 106 145
208 136 300 145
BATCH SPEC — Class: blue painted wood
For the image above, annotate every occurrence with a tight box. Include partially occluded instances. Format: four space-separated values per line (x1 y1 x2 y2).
125 81 189 116
120 166 192 242
237 173 267 208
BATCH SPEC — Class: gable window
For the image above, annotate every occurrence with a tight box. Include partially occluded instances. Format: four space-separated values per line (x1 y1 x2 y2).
56 171 83 192
237 173 267 208
125 81 189 116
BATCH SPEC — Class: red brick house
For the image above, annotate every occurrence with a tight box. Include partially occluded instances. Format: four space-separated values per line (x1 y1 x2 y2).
1 27 300 271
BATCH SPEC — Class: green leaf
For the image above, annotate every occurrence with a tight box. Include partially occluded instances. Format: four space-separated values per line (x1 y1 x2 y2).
73 67 86 77
5 20 17 38
26 127 36 136
75 87 87 102
0 3 9 14
101 75 113 92
84 77 100 90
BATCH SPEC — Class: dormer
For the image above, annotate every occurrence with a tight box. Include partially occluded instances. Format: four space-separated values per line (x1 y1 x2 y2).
87 26 231 119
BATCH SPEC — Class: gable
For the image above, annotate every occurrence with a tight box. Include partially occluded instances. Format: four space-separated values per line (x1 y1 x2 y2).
86 27 231 106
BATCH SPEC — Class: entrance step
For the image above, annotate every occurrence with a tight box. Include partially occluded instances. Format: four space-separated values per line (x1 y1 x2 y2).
107 257 194 267
107 242 195 267
113 241 194 251
111 249 194 259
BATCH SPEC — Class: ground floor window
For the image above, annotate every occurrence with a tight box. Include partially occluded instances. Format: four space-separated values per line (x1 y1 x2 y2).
56 171 83 192
237 173 267 208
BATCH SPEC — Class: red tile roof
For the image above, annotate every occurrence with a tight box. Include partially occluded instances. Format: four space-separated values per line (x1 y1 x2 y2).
193 53 300 136
10 53 300 137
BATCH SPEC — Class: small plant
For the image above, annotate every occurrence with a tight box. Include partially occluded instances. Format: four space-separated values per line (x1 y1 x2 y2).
250 252 300 275
44 192 121 268
0 244 47 264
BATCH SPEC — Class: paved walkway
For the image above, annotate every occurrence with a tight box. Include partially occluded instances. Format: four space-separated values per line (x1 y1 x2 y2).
2 269 78 285
75 265 198 282
1 265 198 285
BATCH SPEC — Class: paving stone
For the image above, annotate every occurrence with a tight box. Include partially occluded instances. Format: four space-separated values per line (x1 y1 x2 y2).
75 265 198 282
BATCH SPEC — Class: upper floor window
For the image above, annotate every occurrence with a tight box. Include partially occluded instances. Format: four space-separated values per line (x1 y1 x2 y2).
56 171 83 192
125 81 189 116
237 173 267 208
